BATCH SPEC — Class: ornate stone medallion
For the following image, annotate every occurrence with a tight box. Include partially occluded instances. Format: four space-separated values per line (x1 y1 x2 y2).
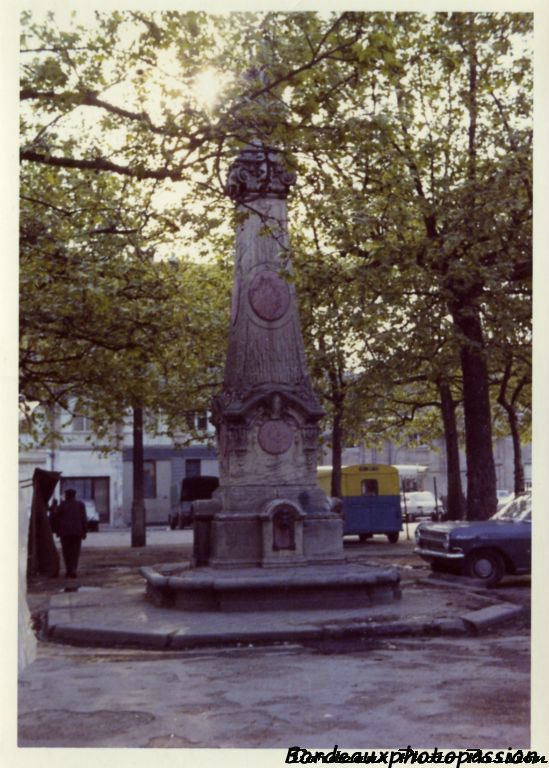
248 271 290 322
258 419 294 455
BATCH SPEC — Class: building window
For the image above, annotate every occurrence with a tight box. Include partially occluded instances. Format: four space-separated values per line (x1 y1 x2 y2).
197 412 209 431
406 434 429 451
143 461 156 498
61 477 93 499
59 477 110 523
72 415 92 432
185 459 201 478
185 411 209 432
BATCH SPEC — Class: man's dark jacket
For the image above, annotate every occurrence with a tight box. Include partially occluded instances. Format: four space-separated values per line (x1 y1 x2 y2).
56 499 87 538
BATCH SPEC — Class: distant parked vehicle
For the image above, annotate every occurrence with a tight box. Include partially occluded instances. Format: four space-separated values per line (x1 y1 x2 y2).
317 464 402 543
168 475 219 530
414 492 531 585
83 500 100 532
496 489 514 510
402 490 440 522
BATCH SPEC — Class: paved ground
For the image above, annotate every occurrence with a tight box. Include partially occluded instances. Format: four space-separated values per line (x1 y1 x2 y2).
18 630 531 749
17 528 541 751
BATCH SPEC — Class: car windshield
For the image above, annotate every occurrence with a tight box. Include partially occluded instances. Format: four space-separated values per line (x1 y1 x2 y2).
492 494 531 522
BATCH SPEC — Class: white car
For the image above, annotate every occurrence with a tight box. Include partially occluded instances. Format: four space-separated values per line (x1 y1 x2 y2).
402 491 440 522
496 489 514 510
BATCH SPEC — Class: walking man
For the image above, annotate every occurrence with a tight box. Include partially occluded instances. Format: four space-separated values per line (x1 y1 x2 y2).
56 489 87 578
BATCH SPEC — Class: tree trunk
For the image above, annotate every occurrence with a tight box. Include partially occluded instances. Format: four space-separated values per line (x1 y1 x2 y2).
131 406 146 547
330 404 344 499
451 301 497 520
508 408 525 496
438 380 465 520
498 399 526 496
447 15 496 521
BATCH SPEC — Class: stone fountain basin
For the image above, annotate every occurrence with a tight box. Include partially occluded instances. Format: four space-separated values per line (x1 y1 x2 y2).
140 561 401 612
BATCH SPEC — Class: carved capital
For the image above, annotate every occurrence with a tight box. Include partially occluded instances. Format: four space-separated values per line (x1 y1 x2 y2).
302 424 320 451
228 424 248 457
225 140 296 203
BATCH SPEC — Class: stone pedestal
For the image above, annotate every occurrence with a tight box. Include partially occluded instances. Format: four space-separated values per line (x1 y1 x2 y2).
142 562 401 612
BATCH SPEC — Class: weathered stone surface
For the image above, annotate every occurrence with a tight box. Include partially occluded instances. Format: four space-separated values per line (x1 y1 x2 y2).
142 562 401 612
257 418 294 455
215 197 319 410
460 602 525 631
209 515 263 567
248 270 290 321
302 517 347 562
49 624 169 648
224 140 296 203
207 141 343 567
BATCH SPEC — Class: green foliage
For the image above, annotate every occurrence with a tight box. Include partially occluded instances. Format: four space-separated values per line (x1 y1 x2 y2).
20 10 532 478
291 12 531 459
20 154 231 447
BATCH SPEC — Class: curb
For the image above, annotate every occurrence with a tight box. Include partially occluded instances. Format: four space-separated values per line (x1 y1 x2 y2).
45 602 527 651
460 602 526 631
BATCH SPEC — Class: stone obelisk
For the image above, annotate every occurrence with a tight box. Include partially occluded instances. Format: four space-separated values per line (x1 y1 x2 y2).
207 140 344 568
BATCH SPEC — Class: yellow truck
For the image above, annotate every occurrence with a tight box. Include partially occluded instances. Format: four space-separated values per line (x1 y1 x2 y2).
317 464 402 543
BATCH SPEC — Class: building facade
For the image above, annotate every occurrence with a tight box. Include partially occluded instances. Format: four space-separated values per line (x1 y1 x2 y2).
321 437 532 501
20 405 531 525
19 406 218 527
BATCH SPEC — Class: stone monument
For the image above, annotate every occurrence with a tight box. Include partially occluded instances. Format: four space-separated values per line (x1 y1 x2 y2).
142 140 400 611
206 139 344 568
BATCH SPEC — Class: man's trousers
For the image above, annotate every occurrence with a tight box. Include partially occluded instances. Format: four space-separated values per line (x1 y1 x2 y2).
60 536 82 577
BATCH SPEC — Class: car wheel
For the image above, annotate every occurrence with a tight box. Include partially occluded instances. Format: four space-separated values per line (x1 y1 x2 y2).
386 532 399 544
359 534 372 542
169 518 178 530
465 549 505 585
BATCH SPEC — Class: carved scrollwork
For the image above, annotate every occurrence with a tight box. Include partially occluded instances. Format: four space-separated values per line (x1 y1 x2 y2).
302 424 320 469
228 424 248 457
302 424 320 450
225 140 296 203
